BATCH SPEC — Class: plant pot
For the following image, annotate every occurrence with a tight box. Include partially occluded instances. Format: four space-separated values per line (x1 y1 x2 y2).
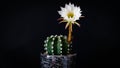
40 53 76 68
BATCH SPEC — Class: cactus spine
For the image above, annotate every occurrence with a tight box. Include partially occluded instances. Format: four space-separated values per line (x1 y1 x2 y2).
44 35 71 55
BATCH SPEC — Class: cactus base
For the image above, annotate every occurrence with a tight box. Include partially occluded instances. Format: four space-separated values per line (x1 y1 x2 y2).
40 53 76 68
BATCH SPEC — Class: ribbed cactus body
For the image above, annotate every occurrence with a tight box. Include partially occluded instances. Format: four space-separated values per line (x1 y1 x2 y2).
44 35 71 55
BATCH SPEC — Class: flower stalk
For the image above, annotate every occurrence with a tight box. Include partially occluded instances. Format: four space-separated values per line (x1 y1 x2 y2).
68 23 72 44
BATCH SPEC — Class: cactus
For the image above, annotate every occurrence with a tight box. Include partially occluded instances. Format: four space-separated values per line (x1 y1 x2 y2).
44 35 71 55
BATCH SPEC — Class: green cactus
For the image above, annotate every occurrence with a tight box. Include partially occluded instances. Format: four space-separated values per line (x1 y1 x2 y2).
44 35 71 55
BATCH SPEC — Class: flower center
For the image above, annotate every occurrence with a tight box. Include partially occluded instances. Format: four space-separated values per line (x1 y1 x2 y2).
67 12 74 18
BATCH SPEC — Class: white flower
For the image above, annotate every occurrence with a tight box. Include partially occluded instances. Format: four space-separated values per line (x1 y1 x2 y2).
58 3 84 43
58 3 82 24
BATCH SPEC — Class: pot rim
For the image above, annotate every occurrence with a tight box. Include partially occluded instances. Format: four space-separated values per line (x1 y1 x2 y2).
41 53 76 57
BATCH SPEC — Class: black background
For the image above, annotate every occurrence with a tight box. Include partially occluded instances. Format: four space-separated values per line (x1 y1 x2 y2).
1 0 119 68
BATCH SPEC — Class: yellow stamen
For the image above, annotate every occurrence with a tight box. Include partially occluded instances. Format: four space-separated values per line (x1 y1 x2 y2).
67 12 74 18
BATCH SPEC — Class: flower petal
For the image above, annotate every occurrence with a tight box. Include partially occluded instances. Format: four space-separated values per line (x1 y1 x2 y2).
74 22 80 27
65 22 70 29
59 20 67 24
